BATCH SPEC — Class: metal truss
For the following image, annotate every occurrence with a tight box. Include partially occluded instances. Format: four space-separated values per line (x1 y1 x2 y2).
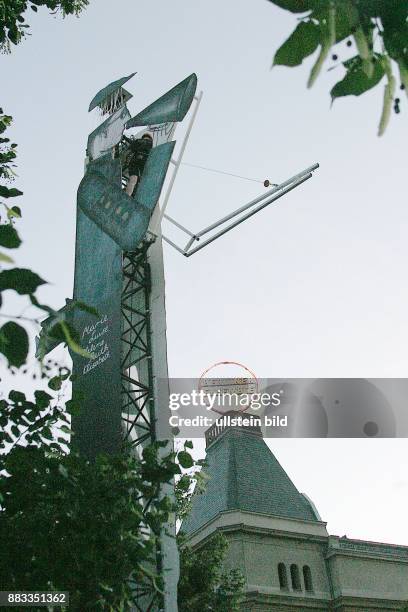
121 240 165 611
121 240 156 450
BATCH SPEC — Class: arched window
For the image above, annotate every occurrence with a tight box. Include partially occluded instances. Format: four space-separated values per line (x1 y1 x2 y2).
303 565 313 592
290 564 301 590
278 563 288 589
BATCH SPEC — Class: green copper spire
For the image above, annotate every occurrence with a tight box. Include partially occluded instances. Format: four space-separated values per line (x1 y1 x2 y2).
182 424 319 535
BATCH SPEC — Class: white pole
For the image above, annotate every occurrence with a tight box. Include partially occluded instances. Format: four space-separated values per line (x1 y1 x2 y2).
148 208 179 612
152 91 203 233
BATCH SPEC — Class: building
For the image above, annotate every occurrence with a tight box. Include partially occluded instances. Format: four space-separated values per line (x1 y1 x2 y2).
182 416 408 611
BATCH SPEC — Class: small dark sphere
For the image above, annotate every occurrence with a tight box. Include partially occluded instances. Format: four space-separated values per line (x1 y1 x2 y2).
364 421 379 437
264 180 270 187
347 40 352 47
395 97 400 104
401 83 406 90
332 54 338 61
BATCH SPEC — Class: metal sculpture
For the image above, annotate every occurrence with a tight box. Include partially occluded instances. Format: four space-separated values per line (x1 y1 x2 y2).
37 70 319 611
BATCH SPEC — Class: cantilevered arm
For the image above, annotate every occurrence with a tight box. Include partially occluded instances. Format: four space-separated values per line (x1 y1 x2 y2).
161 163 319 257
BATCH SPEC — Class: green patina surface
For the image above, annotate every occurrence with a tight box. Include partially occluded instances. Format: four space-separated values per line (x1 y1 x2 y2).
78 142 174 252
182 428 319 535
126 73 197 128
88 73 136 112
72 156 123 458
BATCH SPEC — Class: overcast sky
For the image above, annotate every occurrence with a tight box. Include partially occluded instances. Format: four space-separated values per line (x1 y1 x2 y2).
1 0 407 545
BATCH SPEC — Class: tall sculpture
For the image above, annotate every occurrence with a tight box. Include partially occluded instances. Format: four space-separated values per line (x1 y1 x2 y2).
37 70 319 611
38 72 199 612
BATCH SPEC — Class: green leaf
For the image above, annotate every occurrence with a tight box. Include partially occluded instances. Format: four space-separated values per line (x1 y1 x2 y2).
0 224 21 248
184 440 193 449
382 21 408 62
268 0 320 14
48 376 62 391
177 474 191 491
178 451 194 469
60 321 93 359
9 390 26 403
0 268 46 294
34 390 52 409
368 0 408 21
69 301 99 317
331 55 385 99
41 427 53 440
0 322 29 367
7 206 22 220
0 251 14 264
273 21 320 67
66 399 81 416
59 425 72 435
0 185 23 198
311 3 359 44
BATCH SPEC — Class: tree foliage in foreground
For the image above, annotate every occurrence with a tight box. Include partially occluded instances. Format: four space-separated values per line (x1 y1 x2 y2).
0 439 179 611
0 0 89 53
176 467 245 611
269 0 407 135
0 107 186 610
178 533 245 612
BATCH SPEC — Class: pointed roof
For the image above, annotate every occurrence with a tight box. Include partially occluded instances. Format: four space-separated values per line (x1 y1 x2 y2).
182 423 319 536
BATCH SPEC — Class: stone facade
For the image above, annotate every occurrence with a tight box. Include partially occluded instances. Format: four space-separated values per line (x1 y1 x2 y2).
182 422 408 610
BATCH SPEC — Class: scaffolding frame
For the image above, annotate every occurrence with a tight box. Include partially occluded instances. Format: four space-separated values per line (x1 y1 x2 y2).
121 241 165 611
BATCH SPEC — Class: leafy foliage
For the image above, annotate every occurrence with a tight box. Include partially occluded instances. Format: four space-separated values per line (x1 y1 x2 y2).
0 442 181 610
0 7 188 611
0 388 66 452
0 384 189 610
178 533 245 612
274 21 320 67
270 0 408 135
176 463 245 611
0 224 21 249
331 55 385 99
0 0 90 53
0 320 29 367
0 267 46 294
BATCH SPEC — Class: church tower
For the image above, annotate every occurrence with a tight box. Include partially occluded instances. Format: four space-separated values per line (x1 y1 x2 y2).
182 417 408 610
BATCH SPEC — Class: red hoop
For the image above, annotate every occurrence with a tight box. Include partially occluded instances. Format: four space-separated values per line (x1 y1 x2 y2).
198 360 259 414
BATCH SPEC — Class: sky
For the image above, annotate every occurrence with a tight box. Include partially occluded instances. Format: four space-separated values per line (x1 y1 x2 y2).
1 0 407 545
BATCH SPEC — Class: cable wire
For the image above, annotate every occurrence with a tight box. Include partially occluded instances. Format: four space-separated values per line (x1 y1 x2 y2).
180 161 277 186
